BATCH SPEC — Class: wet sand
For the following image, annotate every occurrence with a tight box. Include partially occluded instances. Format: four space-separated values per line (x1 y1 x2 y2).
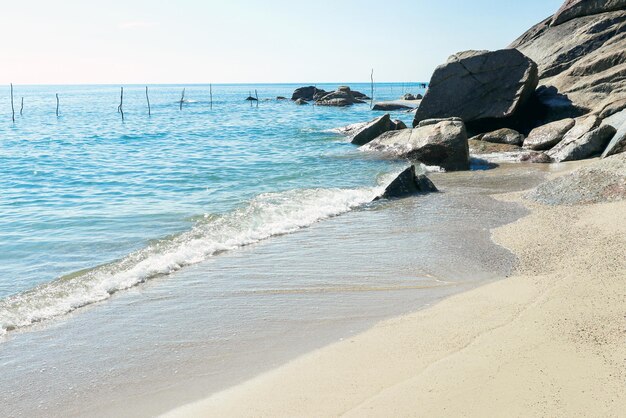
164 162 626 417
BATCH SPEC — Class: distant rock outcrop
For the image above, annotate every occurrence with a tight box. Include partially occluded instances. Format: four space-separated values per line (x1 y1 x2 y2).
378 165 438 199
413 49 539 134
363 119 470 171
316 86 367 107
291 86 327 101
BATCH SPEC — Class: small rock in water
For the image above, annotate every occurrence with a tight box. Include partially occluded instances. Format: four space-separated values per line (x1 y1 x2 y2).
377 165 438 200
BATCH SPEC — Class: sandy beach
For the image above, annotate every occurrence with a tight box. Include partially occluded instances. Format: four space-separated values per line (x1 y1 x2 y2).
164 161 626 417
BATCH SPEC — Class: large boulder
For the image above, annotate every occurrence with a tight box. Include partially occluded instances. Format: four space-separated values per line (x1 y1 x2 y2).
291 86 327 101
548 124 616 162
378 165 438 199
412 49 539 133
350 114 403 146
523 118 576 150
479 128 524 146
510 6 626 114
362 119 470 171
552 0 626 26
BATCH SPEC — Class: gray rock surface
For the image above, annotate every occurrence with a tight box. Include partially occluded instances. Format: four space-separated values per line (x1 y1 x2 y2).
480 128 524 146
548 124 616 162
527 152 626 204
378 165 438 199
552 0 626 26
418 117 463 128
510 8 626 114
350 114 399 146
363 119 470 171
294 98 308 105
602 118 626 157
523 118 575 150
412 49 539 131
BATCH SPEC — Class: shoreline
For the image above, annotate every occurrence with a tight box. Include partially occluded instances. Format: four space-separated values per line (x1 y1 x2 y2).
163 160 626 417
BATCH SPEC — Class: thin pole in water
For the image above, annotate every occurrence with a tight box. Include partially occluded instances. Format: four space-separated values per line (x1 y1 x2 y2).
10 83 15 122
370 69 374 109
20 97 23 116
209 84 213 110
179 88 185 111
118 87 124 121
56 94 59 117
146 86 151 116
255 89 259 108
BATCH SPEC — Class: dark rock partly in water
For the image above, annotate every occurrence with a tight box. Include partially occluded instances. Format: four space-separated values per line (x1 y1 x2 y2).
527 152 626 205
378 165 438 199
316 86 366 107
245 96 258 101
372 102 412 111
551 0 626 26
548 124 616 162
291 86 327 101
276 96 287 100
602 118 626 157
511 7 626 114
350 114 400 146
523 118 575 150
412 49 539 133
480 128 524 146
294 98 309 105
402 93 416 100
363 119 470 171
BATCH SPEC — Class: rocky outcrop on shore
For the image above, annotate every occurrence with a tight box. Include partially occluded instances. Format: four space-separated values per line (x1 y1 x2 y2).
291 86 369 106
412 49 539 133
362 119 469 171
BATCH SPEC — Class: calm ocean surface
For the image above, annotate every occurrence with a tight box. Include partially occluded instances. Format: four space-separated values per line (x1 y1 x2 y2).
0 83 422 334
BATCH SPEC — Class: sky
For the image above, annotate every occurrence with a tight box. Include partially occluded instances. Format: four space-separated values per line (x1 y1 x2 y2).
0 0 564 85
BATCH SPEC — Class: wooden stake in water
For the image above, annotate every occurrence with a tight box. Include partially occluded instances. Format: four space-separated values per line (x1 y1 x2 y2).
56 94 59 117
10 83 15 122
118 87 125 121
370 69 374 109
179 88 185 111
20 97 23 116
209 84 213 110
255 89 259 108
145 86 151 116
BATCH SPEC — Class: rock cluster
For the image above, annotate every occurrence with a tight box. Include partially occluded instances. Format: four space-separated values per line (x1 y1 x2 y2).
291 86 370 107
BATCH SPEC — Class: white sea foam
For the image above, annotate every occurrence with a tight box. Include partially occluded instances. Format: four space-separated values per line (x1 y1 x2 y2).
0 182 394 335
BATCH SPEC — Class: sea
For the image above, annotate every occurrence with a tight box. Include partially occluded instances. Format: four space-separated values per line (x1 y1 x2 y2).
0 83 545 417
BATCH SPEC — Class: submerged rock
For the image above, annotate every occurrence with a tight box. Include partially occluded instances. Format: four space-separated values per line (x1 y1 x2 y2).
523 118 575 150
372 102 412 111
363 119 470 171
413 49 539 132
378 165 438 199
245 96 258 101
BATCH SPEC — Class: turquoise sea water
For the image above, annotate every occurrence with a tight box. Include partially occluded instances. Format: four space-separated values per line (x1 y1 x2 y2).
0 83 424 334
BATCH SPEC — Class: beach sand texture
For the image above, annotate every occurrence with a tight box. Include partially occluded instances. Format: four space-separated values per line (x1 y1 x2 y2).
164 164 626 417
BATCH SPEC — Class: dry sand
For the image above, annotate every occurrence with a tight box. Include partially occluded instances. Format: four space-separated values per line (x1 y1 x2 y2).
163 165 626 418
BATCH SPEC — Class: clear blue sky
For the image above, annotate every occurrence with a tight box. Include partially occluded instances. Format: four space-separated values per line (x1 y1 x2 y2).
0 0 563 84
